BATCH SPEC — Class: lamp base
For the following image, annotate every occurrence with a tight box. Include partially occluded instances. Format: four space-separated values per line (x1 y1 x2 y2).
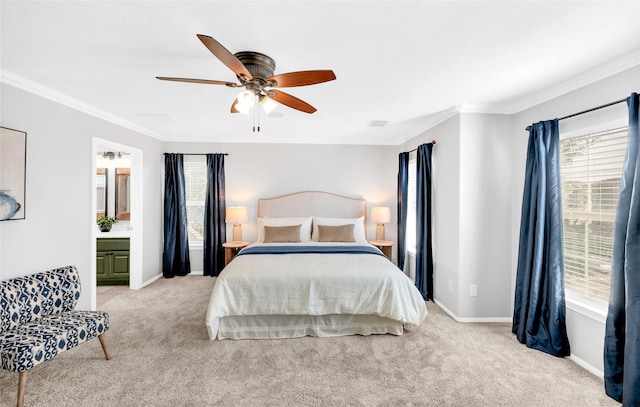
232 224 243 242
375 224 385 241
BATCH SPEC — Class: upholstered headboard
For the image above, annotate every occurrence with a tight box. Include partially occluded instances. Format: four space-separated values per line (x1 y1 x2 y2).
258 191 366 220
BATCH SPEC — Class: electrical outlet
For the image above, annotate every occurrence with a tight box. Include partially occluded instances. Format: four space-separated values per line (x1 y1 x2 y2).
469 284 478 297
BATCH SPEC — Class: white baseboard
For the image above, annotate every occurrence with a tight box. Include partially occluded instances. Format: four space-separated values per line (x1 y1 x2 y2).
141 273 162 288
433 299 512 323
433 298 458 320
569 354 604 379
140 271 206 288
434 301 604 379
456 316 512 323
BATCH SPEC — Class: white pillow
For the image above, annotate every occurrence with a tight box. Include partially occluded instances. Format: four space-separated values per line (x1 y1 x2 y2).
257 217 312 242
312 216 366 243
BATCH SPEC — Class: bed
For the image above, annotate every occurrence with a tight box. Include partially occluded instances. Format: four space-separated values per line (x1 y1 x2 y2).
205 191 428 340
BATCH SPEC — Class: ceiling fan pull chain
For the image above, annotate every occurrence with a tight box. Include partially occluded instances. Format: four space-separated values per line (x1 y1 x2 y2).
252 96 256 132
253 95 261 132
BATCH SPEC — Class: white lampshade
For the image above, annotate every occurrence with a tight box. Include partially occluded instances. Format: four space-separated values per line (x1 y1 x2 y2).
226 206 248 224
260 95 277 114
237 90 255 107
371 207 391 224
371 207 391 241
236 91 255 115
226 206 248 242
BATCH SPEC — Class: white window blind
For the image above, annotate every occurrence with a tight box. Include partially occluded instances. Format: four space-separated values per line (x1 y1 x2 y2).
560 127 628 303
183 156 207 243
406 154 417 252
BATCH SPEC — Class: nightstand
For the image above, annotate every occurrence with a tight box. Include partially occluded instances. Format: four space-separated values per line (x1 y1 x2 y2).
369 240 393 260
223 241 250 266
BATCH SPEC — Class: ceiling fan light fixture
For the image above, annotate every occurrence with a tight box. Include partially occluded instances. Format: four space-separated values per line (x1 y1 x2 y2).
236 90 255 115
235 102 252 115
103 151 116 160
237 90 255 106
259 95 277 115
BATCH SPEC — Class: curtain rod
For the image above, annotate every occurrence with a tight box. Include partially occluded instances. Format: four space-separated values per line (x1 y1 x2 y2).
164 153 229 156
524 97 627 131
408 140 437 153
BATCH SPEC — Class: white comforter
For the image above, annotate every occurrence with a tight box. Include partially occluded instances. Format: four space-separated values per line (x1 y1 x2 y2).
205 242 428 340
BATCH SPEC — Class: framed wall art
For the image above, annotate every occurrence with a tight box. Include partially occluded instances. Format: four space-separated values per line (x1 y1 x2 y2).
0 127 27 220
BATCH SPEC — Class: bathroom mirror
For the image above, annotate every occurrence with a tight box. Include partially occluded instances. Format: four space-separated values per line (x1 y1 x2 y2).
115 168 130 220
96 168 107 219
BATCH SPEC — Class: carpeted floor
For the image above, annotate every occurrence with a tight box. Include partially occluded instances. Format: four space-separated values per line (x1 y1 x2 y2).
0 276 618 406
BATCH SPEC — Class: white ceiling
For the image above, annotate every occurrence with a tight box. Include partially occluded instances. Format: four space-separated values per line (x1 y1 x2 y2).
1 1 639 145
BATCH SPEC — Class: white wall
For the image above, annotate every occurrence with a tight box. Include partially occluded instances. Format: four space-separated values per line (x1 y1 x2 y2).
399 115 462 316
164 141 398 272
398 113 513 320
0 83 164 310
510 65 639 375
458 113 512 319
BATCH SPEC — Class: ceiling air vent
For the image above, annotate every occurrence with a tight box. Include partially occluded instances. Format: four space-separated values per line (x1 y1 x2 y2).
367 120 389 128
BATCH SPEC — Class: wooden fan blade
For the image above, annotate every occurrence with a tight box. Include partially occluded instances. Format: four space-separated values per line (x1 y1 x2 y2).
156 77 240 87
230 99 240 113
269 90 317 114
196 34 252 80
266 70 336 88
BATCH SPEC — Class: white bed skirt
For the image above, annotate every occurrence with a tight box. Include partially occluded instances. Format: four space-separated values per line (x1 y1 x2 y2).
216 314 405 340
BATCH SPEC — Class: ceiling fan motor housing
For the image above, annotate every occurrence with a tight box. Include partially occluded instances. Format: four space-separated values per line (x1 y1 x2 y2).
234 51 276 86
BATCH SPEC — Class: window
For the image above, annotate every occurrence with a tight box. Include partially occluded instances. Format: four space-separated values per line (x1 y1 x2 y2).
183 156 207 243
560 127 628 303
406 153 417 253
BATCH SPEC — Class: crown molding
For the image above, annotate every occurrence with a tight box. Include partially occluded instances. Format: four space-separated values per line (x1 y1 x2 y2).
496 50 640 115
397 50 640 143
457 103 508 114
396 106 461 145
1 69 166 141
449 50 640 116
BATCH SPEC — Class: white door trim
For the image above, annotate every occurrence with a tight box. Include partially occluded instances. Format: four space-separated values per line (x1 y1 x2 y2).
91 138 143 309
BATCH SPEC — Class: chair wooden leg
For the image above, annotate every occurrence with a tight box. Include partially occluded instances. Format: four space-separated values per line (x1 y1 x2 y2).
98 333 112 360
17 371 27 407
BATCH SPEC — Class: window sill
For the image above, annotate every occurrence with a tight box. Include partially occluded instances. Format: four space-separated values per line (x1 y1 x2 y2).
565 291 607 324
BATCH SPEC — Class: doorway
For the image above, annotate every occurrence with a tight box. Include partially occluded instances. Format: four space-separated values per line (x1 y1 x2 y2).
91 138 143 310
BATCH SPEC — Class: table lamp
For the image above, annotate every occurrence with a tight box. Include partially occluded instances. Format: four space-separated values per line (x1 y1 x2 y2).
226 206 248 242
371 207 391 241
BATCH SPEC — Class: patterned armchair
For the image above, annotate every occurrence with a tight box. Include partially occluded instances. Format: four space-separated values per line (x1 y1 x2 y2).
0 266 110 407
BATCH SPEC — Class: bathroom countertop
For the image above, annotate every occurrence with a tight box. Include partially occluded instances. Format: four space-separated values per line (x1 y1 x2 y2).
97 230 130 238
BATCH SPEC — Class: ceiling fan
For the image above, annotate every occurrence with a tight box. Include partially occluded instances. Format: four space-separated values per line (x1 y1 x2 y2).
157 34 336 116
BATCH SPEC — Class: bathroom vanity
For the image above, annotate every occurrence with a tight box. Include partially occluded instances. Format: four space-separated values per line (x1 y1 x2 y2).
96 237 130 285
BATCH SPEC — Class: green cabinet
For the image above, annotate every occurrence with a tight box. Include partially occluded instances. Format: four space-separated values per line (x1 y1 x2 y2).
97 238 130 285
